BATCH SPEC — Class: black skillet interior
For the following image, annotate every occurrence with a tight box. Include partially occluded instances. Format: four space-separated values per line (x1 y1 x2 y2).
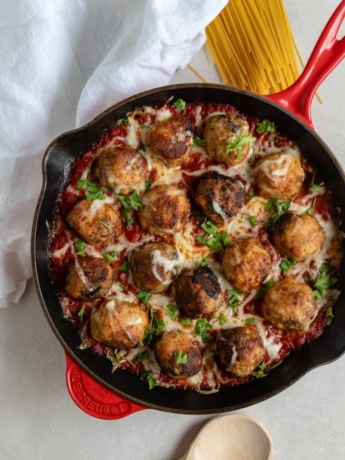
32 84 345 413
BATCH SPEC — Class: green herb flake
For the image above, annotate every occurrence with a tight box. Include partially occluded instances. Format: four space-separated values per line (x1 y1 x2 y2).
101 249 118 263
255 279 275 299
264 197 291 232
118 189 143 227
77 304 86 323
136 352 149 362
200 257 208 267
75 240 86 256
226 130 256 156
279 258 296 274
310 174 325 195
250 362 267 378
143 309 165 345
117 118 128 125
257 119 276 134
227 288 243 315
119 260 132 272
143 371 157 390
194 318 213 342
137 290 152 303
77 178 106 200
245 317 255 324
166 303 179 321
181 317 193 326
247 215 257 227
173 98 186 111
218 312 226 326
174 349 189 365
196 218 231 252
247 190 255 200
193 137 206 148
312 264 337 298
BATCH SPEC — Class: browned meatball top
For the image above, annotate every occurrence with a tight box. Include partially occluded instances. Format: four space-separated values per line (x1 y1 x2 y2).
173 266 222 318
272 211 326 261
130 242 179 293
90 299 149 348
138 184 191 236
254 151 305 200
146 115 193 166
66 199 123 245
65 256 113 300
94 146 149 195
203 114 252 166
262 278 317 331
154 330 202 378
217 326 265 377
195 172 245 224
221 237 272 293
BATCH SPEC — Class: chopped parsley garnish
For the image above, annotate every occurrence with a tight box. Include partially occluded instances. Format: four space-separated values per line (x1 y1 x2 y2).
245 317 255 324
117 189 143 227
75 240 86 256
218 312 226 326
226 130 256 158
194 318 213 342
99 220 111 230
196 217 231 252
255 279 275 299
324 306 334 319
279 258 296 274
227 288 243 315
312 264 337 298
118 260 132 272
101 249 118 263
173 98 186 111
305 197 317 215
174 349 188 365
145 178 152 190
264 197 291 232
250 360 282 379
181 317 193 326
117 118 128 125
247 215 258 227
137 290 152 303
310 174 325 195
247 190 255 200
200 257 208 267
136 351 149 362
77 178 106 200
77 304 86 323
143 309 165 345
256 119 276 134
143 371 157 389
166 303 179 320
193 137 206 148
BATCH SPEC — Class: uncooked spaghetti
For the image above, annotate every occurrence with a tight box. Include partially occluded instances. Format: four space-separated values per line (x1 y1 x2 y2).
206 0 300 94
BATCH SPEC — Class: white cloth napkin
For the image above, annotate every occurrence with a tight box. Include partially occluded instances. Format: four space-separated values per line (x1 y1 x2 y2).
0 0 227 307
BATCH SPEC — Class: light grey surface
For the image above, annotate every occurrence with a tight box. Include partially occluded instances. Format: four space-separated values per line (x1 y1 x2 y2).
1 1 345 459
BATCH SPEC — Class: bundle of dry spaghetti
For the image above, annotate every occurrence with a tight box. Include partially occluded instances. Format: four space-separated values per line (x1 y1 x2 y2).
205 0 300 94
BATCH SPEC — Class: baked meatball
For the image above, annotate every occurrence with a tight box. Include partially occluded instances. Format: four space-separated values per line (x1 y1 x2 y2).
195 172 245 224
90 299 149 348
154 330 202 378
66 198 123 245
138 184 191 236
254 151 305 200
217 326 266 377
272 211 326 261
221 237 272 293
65 256 113 300
173 266 222 318
130 242 179 293
94 146 149 195
145 115 193 167
203 114 252 166
262 278 317 331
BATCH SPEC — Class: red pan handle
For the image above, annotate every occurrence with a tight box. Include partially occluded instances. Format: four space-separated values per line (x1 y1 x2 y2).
267 0 345 128
65 353 146 419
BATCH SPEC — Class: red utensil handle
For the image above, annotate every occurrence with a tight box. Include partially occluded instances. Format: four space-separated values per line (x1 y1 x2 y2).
65 353 146 420
267 0 345 128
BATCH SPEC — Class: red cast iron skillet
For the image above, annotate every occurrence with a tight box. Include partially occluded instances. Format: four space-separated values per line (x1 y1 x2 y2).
32 2 345 416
